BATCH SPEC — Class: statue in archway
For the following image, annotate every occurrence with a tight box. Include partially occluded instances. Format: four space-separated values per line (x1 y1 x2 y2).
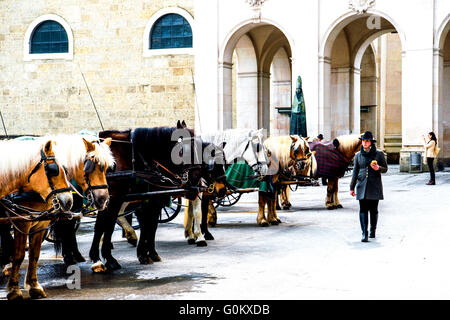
289 75 307 137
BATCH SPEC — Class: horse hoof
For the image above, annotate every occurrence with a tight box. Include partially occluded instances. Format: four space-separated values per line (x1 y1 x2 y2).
29 287 47 299
91 261 107 273
149 253 162 262
282 206 290 210
326 206 335 210
196 241 207 247
138 256 154 265
270 220 280 226
127 238 138 247
7 289 23 301
187 239 196 245
105 259 122 271
204 233 214 241
336 204 343 209
259 221 269 227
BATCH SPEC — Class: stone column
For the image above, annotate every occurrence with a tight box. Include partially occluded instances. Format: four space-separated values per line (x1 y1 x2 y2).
236 71 258 129
218 62 233 130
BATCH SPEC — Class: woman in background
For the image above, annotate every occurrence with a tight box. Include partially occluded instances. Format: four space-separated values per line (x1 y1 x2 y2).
422 132 438 185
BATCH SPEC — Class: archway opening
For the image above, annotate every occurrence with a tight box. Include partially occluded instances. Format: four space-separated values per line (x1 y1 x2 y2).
322 14 403 162
221 23 292 135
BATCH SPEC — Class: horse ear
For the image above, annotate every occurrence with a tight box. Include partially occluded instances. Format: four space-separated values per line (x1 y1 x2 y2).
44 140 53 154
103 137 112 146
304 136 310 141
221 142 227 149
177 120 182 129
82 138 96 152
181 120 187 128
333 138 340 148
290 135 298 142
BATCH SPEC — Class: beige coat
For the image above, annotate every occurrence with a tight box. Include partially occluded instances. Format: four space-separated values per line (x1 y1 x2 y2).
424 139 437 158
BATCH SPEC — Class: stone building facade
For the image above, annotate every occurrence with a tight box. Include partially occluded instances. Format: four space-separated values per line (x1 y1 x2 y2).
0 0 196 135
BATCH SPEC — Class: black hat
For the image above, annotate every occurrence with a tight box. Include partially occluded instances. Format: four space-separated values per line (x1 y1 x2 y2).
360 131 376 142
317 134 324 140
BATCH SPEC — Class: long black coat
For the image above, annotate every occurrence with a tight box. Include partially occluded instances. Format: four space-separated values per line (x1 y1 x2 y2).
350 150 388 200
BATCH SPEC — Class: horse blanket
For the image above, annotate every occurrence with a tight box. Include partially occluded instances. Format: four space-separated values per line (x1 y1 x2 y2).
309 141 350 178
225 163 276 199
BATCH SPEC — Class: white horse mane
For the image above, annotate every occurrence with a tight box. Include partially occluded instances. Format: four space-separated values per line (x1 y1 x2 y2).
41 134 115 172
0 139 48 188
200 128 264 164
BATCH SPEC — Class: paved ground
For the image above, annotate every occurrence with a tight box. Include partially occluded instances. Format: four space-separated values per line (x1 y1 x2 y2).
1 165 449 300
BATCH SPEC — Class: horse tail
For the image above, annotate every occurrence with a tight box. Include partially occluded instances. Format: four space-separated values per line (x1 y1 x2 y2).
50 223 63 256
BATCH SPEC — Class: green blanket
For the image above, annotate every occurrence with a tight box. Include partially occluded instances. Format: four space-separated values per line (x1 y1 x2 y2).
225 163 275 196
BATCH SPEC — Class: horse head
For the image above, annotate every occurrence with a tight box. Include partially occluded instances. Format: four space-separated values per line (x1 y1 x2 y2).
77 137 115 211
201 141 227 197
242 129 270 179
25 140 73 212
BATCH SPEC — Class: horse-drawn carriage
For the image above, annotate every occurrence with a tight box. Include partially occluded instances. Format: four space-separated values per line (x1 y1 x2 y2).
0 122 361 300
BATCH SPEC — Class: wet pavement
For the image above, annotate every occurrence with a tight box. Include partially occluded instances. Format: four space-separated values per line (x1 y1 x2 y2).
1 165 450 300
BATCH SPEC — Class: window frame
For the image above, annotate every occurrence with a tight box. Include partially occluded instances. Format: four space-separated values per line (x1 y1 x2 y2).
143 7 195 57
24 14 73 61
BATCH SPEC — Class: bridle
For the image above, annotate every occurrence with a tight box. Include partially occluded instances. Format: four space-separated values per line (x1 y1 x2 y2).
83 151 109 207
291 137 311 172
241 133 268 179
27 148 72 211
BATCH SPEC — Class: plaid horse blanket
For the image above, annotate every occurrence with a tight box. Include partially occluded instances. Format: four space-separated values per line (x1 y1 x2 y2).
309 141 350 178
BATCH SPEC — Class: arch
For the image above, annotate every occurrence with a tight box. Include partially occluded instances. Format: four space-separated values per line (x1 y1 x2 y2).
353 28 395 69
143 7 195 57
320 9 406 60
436 14 450 51
219 18 296 66
24 14 73 61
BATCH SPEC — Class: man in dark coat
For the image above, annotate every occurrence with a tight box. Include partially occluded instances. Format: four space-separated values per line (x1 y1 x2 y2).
350 131 388 242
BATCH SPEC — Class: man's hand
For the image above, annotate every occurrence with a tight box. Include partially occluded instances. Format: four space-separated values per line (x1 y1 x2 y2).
350 190 356 197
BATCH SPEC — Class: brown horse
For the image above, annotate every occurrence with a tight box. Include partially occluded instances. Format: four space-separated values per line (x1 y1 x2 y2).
1 135 114 300
279 134 362 210
257 135 317 226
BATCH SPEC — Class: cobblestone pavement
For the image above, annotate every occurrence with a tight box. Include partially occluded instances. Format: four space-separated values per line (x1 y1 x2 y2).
1 165 449 300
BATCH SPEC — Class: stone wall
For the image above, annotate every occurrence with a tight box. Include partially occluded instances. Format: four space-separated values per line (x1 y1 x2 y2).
0 0 195 136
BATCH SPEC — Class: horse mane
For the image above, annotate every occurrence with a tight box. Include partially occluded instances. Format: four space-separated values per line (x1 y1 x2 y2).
41 134 115 174
334 134 362 159
132 127 192 170
0 139 47 192
264 135 298 170
200 128 264 163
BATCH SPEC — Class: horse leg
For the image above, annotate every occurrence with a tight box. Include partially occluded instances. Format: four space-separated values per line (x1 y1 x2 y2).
7 222 30 300
101 200 121 271
69 218 85 263
257 193 269 227
191 196 206 247
0 224 13 271
117 202 138 247
25 222 49 299
276 192 282 210
58 220 77 266
207 201 217 227
147 204 162 262
184 199 196 245
281 186 292 210
333 178 343 208
134 205 153 265
89 211 107 273
326 178 336 209
267 198 280 225
201 197 214 241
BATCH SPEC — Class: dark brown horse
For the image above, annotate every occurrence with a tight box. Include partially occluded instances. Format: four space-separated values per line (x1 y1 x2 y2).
89 121 217 272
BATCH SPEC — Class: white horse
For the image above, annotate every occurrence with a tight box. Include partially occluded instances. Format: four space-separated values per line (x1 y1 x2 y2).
184 128 270 246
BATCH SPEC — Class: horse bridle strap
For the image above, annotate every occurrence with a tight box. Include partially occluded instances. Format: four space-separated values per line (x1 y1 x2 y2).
28 149 72 203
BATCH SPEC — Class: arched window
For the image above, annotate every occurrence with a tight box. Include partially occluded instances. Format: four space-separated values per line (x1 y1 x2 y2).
150 13 193 49
30 20 68 54
24 14 73 61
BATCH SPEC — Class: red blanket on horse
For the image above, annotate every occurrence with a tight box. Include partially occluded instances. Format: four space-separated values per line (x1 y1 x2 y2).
309 141 350 178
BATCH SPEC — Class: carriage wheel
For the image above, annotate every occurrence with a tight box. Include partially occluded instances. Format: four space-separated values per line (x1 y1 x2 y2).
43 219 81 243
159 197 182 223
214 192 242 208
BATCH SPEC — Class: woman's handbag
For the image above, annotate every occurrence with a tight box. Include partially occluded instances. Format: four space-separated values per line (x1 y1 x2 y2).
435 146 441 157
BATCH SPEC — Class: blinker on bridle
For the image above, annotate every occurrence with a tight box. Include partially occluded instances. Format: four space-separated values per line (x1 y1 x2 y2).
28 149 72 204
